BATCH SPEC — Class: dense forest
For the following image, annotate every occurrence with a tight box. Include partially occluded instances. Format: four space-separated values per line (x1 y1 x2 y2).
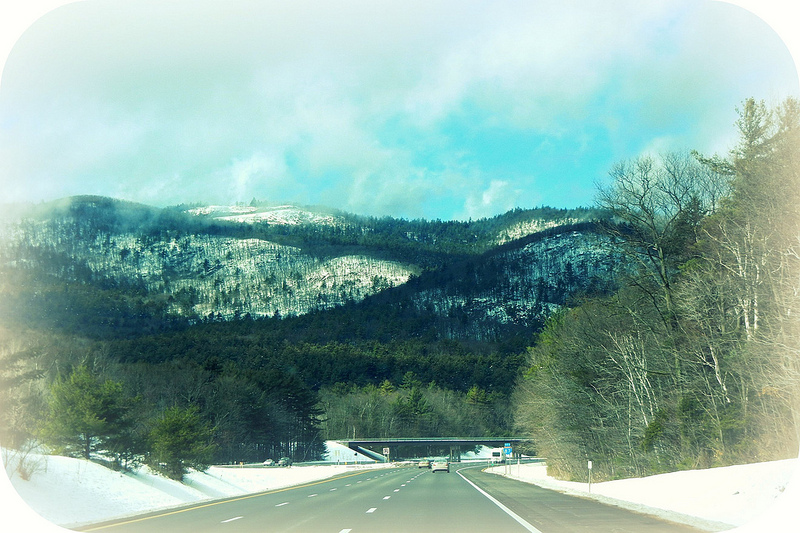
1 98 798 484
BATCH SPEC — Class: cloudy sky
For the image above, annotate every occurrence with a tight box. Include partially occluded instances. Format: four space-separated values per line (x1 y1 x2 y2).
0 0 798 220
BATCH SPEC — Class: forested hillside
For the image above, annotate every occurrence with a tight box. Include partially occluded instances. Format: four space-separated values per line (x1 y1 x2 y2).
0 193 615 473
0 197 612 338
1 200 415 323
515 98 800 481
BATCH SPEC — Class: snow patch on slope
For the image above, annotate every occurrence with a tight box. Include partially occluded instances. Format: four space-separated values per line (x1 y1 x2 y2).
187 205 345 227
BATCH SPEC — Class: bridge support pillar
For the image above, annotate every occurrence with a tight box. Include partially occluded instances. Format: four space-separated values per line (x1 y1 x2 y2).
449 446 461 462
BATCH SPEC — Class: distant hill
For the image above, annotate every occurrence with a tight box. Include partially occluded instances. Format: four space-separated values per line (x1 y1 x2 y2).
0 196 621 341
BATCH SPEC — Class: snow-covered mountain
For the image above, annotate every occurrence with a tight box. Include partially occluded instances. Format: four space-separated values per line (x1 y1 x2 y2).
0 196 621 338
2 205 412 321
397 228 622 339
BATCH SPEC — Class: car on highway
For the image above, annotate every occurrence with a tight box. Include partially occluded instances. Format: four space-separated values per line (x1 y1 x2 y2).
418 459 430 468
278 457 293 467
431 460 450 473
262 459 275 466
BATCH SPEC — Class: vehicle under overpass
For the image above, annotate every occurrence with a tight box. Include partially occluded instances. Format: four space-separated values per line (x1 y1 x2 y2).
337 437 528 463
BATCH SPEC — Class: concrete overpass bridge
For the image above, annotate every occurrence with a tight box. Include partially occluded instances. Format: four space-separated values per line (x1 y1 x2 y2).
336 437 529 463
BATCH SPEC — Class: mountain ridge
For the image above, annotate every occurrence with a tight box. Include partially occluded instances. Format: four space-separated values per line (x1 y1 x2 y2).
0 195 622 342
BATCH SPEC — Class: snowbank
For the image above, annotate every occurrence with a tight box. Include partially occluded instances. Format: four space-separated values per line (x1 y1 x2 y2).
488 459 800 532
1 442 388 532
2 444 800 532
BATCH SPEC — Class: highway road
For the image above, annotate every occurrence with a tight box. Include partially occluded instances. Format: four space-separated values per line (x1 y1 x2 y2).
77 465 705 533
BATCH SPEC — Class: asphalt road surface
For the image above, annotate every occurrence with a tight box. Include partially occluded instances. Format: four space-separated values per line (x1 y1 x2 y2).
76 465 706 533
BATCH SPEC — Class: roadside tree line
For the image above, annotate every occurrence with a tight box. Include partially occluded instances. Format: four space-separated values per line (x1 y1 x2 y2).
515 98 800 481
0 334 326 481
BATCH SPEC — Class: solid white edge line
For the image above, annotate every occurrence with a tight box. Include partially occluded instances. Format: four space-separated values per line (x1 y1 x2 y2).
456 469 543 533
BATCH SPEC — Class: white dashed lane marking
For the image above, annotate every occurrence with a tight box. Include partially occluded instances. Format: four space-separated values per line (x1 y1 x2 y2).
275 502 289 507
366 508 377 514
221 516 243 523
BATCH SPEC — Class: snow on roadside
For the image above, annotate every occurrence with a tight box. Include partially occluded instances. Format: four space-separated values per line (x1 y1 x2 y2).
6 456 205 527
488 458 799 532
3 444 800 532
1 444 388 531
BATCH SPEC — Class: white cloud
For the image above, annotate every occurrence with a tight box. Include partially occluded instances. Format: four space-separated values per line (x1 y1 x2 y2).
228 153 290 202
1 0 797 217
460 180 522 220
